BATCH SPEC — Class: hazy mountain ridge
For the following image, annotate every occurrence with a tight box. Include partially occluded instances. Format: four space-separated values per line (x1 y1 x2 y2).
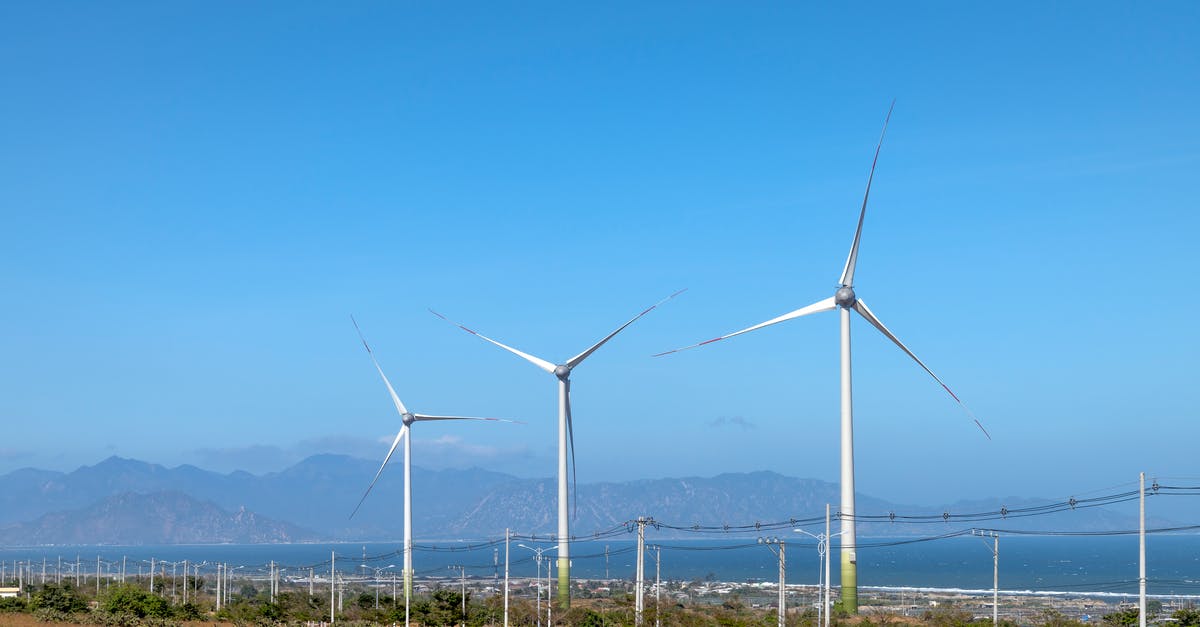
0 491 317 545
0 456 1165 545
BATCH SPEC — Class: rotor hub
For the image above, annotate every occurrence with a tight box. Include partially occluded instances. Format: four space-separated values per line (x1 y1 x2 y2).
554 364 571 380
402 412 416 426
835 286 857 308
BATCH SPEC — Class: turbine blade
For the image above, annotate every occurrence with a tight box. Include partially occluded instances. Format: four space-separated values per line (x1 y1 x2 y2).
852 298 991 440
351 316 408 415
429 309 557 374
350 424 409 519
413 414 524 424
565 378 578 519
566 289 687 369
838 100 895 288
653 296 836 357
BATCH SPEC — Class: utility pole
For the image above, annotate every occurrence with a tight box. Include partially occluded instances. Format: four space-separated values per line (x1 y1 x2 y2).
150 558 155 596
605 545 610 580
636 517 647 626
448 565 467 627
330 551 336 624
504 528 510 627
656 546 662 627
973 530 999 625
759 537 787 627
1140 472 1146 627
96 557 100 596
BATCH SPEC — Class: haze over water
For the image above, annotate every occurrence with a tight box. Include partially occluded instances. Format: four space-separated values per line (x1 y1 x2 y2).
4 536 1198 597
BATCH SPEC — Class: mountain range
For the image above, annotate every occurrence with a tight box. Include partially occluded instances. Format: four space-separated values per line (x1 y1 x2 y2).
0 455 1167 545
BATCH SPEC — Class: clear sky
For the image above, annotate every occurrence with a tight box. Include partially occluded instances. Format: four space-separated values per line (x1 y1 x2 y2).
2 2 1197 508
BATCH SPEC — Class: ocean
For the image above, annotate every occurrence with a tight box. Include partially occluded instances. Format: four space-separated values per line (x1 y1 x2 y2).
3 534 1198 597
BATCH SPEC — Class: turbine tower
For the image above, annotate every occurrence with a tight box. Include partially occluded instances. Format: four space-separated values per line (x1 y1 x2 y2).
655 103 988 612
432 289 684 609
349 317 516 602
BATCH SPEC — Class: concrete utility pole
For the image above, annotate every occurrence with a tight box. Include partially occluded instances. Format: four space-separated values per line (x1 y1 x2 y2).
636 517 647 626
1140 472 1147 627
759 537 787 627
448 565 467 627
973 530 999 625
504 529 510 627
647 545 661 627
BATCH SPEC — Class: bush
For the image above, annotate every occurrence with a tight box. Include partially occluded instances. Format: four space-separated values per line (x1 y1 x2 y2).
0 596 28 612
31 582 88 614
1176 608 1200 627
101 584 171 619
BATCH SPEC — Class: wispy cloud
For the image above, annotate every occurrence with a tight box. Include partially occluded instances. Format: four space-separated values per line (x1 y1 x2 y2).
189 435 383 474
415 434 533 467
707 415 757 430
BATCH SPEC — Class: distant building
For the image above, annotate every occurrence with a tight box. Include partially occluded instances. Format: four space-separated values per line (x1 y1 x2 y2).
0 586 19 598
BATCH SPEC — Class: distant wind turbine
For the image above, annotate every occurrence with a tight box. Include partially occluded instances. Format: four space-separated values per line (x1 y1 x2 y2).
654 102 988 613
431 289 685 609
349 316 517 607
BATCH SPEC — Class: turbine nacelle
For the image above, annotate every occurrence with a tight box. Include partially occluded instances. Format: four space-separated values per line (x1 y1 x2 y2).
835 286 857 309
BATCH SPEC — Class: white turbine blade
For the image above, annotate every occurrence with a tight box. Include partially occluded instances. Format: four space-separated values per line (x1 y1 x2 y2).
429 309 557 374
351 316 409 416
653 296 836 357
838 100 895 288
350 424 409 519
566 289 687 369
565 378 578 519
853 298 991 440
412 414 524 424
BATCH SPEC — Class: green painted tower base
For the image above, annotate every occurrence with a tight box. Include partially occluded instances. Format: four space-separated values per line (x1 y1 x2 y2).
557 556 570 610
841 551 858 613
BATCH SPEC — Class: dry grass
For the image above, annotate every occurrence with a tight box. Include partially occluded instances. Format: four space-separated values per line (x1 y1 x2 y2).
0 617 236 627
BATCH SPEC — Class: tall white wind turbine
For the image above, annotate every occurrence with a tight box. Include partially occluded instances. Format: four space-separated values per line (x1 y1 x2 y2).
349 317 516 605
655 103 988 613
432 289 685 609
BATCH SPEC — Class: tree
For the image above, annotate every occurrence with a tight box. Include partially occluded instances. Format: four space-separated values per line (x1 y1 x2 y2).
1174 608 1200 627
1103 607 1140 627
31 582 88 614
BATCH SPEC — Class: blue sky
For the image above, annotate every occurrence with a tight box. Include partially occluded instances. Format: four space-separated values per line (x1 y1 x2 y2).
1 2 1197 508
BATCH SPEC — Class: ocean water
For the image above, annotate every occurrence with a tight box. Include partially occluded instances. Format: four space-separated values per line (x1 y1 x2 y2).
3 535 1198 596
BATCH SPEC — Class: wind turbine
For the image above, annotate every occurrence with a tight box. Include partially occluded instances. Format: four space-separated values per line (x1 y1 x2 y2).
349 316 516 609
431 289 685 609
654 103 989 613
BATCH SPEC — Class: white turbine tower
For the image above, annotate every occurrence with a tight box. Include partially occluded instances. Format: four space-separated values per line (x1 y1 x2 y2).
432 289 685 609
349 317 516 607
655 103 988 613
